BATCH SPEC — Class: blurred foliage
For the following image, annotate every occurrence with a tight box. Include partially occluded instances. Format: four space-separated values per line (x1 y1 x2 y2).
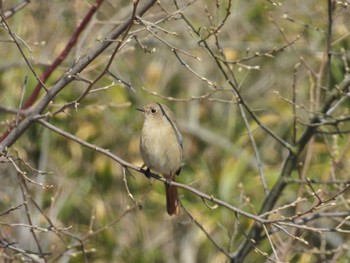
1 0 350 262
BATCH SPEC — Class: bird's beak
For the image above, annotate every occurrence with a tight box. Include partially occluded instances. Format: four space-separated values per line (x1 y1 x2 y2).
136 107 144 112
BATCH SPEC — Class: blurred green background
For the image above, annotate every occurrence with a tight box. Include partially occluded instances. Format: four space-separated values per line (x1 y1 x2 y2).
0 0 350 262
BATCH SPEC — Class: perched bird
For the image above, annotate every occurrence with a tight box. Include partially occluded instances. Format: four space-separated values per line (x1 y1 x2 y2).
137 103 183 215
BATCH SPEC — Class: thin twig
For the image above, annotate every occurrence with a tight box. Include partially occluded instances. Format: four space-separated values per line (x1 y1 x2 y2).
37 119 268 223
182 204 231 258
0 0 158 153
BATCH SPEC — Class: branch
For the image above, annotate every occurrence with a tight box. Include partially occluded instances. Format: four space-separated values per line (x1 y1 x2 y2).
231 74 350 262
36 119 268 224
0 0 30 21
0 0 158 154
22 0 105 110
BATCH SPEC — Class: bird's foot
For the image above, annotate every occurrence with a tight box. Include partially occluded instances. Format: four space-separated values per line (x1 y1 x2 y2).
165 178 172 187
141 165 151 178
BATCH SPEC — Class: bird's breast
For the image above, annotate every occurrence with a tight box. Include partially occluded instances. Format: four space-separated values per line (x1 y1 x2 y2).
140 122 182 176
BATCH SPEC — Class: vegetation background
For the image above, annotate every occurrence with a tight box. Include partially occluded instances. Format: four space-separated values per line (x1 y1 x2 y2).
0 0 350 262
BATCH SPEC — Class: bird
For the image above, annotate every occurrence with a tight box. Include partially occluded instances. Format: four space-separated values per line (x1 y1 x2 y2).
137 103 183 215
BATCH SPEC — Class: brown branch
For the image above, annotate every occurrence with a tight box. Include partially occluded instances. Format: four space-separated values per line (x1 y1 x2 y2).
173 1 294 152
52 0 140 116
182 204 231 258
0 202 26 217
36 119 268 224
17 173 48 262
0 0 158 154
0 0 30 21
0 11 48 92
22 0 105 110
231 74 350 262
0 0 105 142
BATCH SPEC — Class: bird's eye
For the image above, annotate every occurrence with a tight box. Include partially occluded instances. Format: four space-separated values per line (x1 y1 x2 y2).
151 108 157 113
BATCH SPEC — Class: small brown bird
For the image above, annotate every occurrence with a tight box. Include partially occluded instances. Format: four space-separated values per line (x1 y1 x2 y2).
137 103 183 215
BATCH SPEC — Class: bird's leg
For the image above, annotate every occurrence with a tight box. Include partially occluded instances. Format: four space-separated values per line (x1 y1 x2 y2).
141 164 151 178
165 178 172 187
165 173 175 186
145 167 151 178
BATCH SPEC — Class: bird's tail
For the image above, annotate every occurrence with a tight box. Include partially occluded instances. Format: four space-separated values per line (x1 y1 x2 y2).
165 177 180 215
